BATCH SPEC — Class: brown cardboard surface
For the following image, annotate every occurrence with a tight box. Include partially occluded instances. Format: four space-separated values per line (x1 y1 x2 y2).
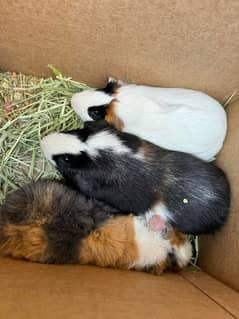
199 100 239 292
182 268 239 318
0 257 236 319
0 0 239 101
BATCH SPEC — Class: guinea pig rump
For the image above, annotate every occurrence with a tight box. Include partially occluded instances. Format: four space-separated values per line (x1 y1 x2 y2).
0 223 49 262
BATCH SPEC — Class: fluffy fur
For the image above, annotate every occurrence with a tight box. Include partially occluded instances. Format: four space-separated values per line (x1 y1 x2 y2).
71 78 227 161
0 180 191 273
40 121 230 235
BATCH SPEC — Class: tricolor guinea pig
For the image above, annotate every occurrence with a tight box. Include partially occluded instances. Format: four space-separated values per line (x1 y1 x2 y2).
71 78 227 161
40 121 230 235
0 180 191 274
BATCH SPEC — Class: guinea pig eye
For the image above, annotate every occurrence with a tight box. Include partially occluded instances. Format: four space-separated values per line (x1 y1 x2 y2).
88 105 107 121
92 109 100 115
63 155 70 162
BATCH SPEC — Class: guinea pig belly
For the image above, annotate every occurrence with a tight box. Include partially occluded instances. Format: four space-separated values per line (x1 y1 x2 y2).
79 215 139 269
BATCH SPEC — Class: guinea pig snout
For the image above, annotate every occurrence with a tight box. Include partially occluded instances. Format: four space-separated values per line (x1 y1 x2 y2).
40 135 57 165
71 93 81 111
71 92 94 121
71 90 114 121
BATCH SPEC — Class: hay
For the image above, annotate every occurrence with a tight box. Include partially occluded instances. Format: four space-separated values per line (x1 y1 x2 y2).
0 66 91 203
223 89 239 108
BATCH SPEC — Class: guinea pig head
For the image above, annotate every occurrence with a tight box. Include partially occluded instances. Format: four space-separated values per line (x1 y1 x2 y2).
40 121 132 180
71 90 113 121
71 78 123 122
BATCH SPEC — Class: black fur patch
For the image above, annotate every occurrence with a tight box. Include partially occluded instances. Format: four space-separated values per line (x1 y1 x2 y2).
62 121 113 142
60 150 158 214
88 105 108 121
167 249 181 272
53 151 95 174
98 81 120 95
118 132 142 153
84 120 113 132
159 153 230 234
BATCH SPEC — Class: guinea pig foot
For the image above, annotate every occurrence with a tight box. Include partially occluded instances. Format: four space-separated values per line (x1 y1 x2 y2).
144 262 167 276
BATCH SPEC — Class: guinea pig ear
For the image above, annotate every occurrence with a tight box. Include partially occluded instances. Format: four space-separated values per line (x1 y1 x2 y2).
101 77 123 95
107 76 117 83
107 76 124 86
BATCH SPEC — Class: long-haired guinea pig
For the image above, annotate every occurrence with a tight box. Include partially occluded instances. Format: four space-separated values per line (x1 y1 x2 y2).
71 78 227 161
40 121 230 235
0 179 192 274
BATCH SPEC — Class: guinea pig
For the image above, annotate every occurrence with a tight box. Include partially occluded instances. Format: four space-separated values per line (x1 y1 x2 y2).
71 77 227 161
0 179 192 274
40 121 230 235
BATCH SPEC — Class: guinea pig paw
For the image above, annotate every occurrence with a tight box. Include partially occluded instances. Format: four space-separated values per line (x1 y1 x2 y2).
144 262 167 276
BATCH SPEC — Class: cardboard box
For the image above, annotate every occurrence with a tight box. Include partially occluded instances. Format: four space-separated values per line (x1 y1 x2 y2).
0 1 239 318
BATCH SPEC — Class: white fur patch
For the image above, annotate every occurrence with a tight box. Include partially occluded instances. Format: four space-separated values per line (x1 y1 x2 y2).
87 130 130 154
148 202 174 223
132 213 192 269
71 90 114 121
40 130 130 165
132 216 171 268
40 133 87 165
173 240 192 268
110 84 227 161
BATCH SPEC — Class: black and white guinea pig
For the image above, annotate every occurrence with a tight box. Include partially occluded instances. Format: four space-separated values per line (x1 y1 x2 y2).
40 121 230 235
0 179 191 274
71 77 227 161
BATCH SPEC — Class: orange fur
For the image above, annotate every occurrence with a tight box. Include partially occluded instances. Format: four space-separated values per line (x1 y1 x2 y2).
0 224 48 262
79 216 138 269
105 100 124 130
169 229 187 247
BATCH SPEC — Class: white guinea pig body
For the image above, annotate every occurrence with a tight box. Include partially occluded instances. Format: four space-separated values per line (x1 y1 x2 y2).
71 80 227 161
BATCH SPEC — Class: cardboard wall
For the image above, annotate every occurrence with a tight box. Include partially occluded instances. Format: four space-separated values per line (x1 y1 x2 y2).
0 0 239 102
199 100 239 292
1 0 239 290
